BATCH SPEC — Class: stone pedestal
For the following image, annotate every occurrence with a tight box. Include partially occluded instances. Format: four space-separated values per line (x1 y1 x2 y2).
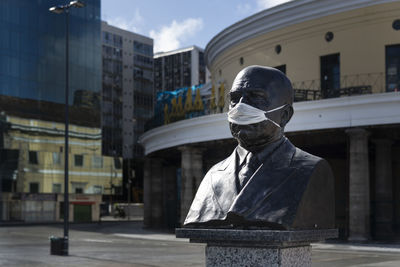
176 228 338 267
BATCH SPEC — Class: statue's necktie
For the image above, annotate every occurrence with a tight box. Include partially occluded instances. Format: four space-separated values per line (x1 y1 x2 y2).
238 152 260 189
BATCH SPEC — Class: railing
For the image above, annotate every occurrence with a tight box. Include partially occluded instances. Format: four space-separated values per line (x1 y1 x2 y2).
340 72 384 93
292 72 384 101
293 89 321 102
144 72 385 130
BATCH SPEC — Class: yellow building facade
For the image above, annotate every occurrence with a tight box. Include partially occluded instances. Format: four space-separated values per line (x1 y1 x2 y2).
3 115 122 195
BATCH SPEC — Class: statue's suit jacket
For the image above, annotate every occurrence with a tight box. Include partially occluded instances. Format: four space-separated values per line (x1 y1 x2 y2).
184 138 335 229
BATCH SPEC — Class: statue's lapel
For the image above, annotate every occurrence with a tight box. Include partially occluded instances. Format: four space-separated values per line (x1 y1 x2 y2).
210 148 239 215
228 140 297 217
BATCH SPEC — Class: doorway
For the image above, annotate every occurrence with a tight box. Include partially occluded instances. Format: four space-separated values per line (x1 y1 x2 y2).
386 44 400 92
321 53 340 98
73 204 92 222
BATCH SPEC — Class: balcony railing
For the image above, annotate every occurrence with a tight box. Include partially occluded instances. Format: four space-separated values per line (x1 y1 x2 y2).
292 72 384 101
145 72 385 131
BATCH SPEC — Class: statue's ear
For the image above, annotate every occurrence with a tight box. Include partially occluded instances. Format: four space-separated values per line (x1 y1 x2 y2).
280 105 293 127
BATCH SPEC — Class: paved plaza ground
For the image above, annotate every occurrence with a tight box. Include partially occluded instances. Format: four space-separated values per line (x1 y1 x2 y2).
1 221 400 266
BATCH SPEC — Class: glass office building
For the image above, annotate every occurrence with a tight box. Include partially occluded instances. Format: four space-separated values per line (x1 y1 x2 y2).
0 0 123 223
0 0 101 105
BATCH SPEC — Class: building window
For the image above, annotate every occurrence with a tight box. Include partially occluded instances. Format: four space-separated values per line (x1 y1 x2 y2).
29 182 39 193
133 41 153 57
386 44 400 92
72 182 86 194
134 54 153 66
74 155 84 167
102 31 112 45
275 45 282 54
92 156 103 168
52 183 62 193
114 34 123 48
320 53 340 98
53 152 61 165
393 20 400 31
93 185 103 194
114 158 122 169
325 31 334 42
29 151 38 164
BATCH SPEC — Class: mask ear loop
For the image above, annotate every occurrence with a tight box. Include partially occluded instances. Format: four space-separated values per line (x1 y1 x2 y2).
264 103 287 114
263 104 288 128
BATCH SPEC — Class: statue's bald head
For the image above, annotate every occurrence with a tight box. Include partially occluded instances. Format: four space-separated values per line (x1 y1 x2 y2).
229 65 294 151
231 65 293 110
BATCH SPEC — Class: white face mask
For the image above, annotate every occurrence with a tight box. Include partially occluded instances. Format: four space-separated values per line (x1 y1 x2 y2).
227 102 286 127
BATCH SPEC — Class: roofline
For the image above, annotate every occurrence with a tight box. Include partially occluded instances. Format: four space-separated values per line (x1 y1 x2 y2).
101 21 153 43
154 45 204 58
204 0 398 68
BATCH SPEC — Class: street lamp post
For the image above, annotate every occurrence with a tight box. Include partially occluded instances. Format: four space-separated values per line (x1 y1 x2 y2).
127 177 132 221
49 1 85 256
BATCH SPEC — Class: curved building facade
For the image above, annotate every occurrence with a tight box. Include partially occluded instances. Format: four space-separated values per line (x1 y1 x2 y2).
141 0 400 240
205 0 400 97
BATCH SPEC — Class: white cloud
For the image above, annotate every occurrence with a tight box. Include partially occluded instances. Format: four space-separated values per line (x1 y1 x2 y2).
256 0 292 11
150 18 204 53
107 9 144 33
236 3 252 15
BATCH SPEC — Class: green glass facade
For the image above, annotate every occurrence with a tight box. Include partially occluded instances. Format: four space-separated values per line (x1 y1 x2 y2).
0 0 101 105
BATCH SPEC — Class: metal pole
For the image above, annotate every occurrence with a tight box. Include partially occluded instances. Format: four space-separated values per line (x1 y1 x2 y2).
127 175 131 221
64 9 70 252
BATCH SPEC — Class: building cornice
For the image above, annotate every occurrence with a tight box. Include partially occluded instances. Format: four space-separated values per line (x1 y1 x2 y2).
101 21 154 43
140 92 400 155
9 123 101 140
154 45 204 58
205 0 397 68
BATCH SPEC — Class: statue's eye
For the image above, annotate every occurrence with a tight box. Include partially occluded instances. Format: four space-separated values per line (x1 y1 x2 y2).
230 92 241 103
250 91 266 99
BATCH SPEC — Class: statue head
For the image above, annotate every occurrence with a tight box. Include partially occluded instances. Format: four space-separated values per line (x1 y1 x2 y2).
228 65 294 151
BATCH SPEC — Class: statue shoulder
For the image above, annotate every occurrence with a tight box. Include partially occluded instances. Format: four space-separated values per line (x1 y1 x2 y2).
184 152 236 226
292 147 324 167
205 148 236 175
291 146 333 177
292 146 333 177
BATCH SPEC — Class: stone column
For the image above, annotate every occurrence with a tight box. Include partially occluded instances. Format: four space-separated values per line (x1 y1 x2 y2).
346 128 370 241
143 158 152 227
179 146 203 225
143 158 163 228
373 139 393 239
151 159 163 227
163 166 177 228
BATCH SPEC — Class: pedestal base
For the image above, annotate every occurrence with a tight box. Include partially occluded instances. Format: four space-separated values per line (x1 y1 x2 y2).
207 244 310 267
176 228 337 267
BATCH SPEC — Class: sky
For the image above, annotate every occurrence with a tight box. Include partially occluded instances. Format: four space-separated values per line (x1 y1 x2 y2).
101 0 292 53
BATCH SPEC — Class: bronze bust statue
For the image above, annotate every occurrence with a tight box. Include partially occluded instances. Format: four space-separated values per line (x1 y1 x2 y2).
184 66 335 230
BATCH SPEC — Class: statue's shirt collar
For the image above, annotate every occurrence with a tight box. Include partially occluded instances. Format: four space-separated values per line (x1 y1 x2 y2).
236 137 286 166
